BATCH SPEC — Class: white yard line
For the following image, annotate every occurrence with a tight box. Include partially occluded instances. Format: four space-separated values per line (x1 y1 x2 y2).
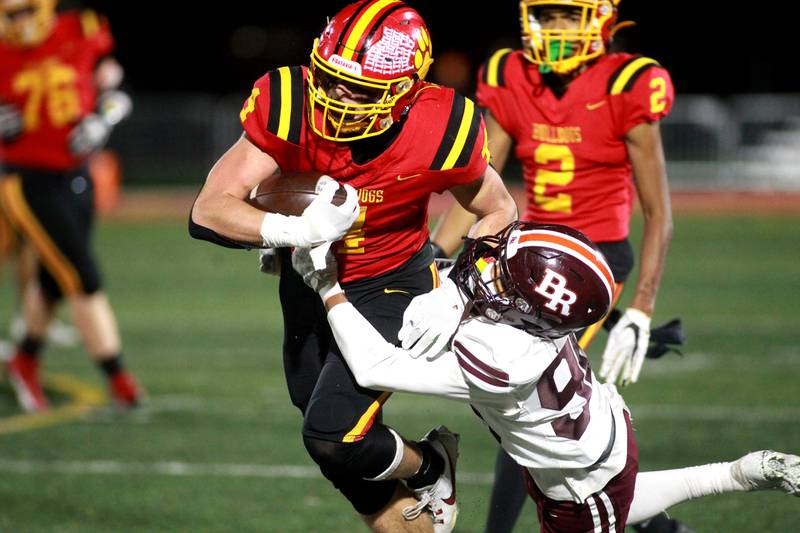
0 458 495 485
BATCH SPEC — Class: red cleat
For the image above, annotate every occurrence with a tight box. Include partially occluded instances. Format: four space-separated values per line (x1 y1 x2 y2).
7 354 49 412
109 371 142 407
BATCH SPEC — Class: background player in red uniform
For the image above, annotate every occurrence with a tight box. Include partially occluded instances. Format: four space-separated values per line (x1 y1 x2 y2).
0 0 138 412
410 1 685 531
190 1 517 530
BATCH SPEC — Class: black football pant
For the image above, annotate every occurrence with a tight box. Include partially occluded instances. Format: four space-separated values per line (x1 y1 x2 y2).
484 239 634 533
0 166 101 301
278 245 437 515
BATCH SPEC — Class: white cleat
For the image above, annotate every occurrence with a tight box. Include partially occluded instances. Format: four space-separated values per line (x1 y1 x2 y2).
731 450 800 496
403 425 460 533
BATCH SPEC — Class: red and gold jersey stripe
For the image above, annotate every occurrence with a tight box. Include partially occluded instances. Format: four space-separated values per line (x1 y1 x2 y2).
607 56 660 95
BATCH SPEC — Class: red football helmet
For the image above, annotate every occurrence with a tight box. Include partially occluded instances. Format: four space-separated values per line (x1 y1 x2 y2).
454 221 613 338
0 0 56 48
308 0 433 141
519 0 620 74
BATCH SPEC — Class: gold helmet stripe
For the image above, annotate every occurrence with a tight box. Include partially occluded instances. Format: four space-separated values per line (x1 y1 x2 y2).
483 48 513 88
608 56 659 95
341 0 401 61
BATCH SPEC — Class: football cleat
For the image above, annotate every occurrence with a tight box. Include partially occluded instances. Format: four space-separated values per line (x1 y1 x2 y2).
731 450 800 496
109 371 142 408
6 353 49 412
403 425 459 533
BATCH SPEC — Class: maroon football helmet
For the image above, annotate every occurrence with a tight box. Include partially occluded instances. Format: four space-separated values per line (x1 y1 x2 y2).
453 221 614 337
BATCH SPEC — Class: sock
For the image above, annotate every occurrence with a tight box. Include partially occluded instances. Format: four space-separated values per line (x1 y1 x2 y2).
406 441 444 490
18 336 44 359
97 354 124 377
629 463 743 524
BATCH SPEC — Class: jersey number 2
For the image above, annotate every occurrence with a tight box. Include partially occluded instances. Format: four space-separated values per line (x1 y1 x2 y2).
536 339 592 440
533 144 574 213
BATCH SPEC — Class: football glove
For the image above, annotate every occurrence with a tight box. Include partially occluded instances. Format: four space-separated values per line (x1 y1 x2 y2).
68 91 133 156
260 179 359 248
602 310 686 359
291 243 343 301
0 102 23 142
599 308 651 386
398 277 464 359
68 114 111 155
258 248 281 276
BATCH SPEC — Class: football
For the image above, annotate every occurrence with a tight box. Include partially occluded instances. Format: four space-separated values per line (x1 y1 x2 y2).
247 172 348 216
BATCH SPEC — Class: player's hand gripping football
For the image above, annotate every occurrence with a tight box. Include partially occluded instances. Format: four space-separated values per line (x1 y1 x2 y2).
292 244 343 302
599 308 651 386
398 276 465 359
300 179 359 246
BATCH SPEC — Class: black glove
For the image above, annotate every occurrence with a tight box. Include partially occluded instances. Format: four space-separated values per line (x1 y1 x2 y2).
603 309 686 359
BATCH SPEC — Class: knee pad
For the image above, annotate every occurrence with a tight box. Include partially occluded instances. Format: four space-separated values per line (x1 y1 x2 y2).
303 428 401 516
303 424 402 480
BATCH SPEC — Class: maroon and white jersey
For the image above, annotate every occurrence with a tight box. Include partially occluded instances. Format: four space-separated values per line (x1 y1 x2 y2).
329 305 629 503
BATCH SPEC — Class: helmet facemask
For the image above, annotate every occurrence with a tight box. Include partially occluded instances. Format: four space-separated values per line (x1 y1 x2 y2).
308 43 416 142
0 0 56 48
455 228 552 336
519 0 618 75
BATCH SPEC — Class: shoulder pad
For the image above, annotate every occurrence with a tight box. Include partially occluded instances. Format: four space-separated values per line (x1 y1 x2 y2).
481 48 514 88
80 10 101 38
428 92 483 171
607 55 660 95
264 66 305 144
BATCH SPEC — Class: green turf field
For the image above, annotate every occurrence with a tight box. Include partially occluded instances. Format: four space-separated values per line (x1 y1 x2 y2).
0 214 798 532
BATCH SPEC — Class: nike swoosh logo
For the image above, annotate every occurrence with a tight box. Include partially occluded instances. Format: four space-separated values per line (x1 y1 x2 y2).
396 173 422 182
383 288 410 295
585 100 607 111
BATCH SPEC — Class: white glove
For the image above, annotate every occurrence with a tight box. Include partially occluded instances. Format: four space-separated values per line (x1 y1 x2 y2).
599 308 651 386
398 277 465 359
68 114 111 155
291 243 343 301
260 179 359 248
0 102 23 141
96 90 133 126
67 91 132 156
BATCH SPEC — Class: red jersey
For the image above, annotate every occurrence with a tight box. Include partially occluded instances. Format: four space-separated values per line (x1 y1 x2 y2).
0 10 114 171
241 66 489 283
477 50 674 242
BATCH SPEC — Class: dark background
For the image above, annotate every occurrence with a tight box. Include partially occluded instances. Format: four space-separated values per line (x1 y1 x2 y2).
67 1 794 96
